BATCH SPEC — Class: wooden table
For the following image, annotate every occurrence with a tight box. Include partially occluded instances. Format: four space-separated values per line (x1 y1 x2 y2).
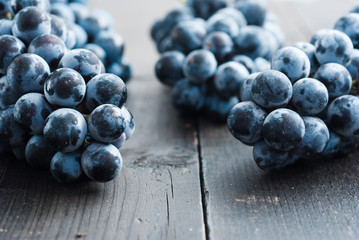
1 0 359 239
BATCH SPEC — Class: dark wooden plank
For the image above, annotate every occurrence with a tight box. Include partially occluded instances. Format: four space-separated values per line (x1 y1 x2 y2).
0 0 206 239
200 0 359 239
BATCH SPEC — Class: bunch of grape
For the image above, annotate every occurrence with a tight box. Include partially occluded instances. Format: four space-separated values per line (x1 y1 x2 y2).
0 0 134 183
228 5 359 171
151 0 284 122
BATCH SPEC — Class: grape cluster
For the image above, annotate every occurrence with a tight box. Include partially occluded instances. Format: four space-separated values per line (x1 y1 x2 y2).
151 0 285 122
228 5 359 171
0 0 134 183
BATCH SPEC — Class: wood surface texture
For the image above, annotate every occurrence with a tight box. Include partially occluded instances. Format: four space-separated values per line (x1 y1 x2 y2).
1 0 359 239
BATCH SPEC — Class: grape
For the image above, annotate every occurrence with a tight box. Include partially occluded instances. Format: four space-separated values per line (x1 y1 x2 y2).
334 13 359 49
295 117 329 159
85 73 127 112
328 95 359 137
171 78 206 112
94 31 124 64
50 152 82 183
293 42 320 76
121 106 135 139
25 135 56 169
206 13 240 38
12 6 51 44
0 106 28 146
0 35 25 75
28 34 67 71
84 43 106 64
14 92 53 135
44 68 86 108
203 32 234 64
291 78 329 115
213 61 249 98
7 53 50 100
50 14 68 41
155 51 185 86
81 142 122 182
231 55 256 74
253 141 294 171
263 108 305 151
314 29 353 66
234 26 269 59
239 72 259 102
314 63 352 98
11 0 50 14
0 19 13 35
88 104 126 143
234 0 266 26
203 93 238 123
251 70 292 108
186 0 228 19
271 46 310 83
43 108 87 153
58 48 104 82
215 7 247 28
183 49 217 84
227 101 267 146
50 2 75 23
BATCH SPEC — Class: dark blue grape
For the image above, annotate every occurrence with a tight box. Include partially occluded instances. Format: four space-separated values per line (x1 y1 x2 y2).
234 26 269 59
0 19 13 35
50 152 82 183
69 2 89 23
155 50 185 86
25 135 56 169
310 28 330 45
0 0 11 18
12 6 51 44
171 78 206 112
227 101 267 145
295 116 329 159
293 42 320 76
239 72 259 102
334 13 359 49
50 14 67 42
328 95 359 137
0 35 25 75
160 8 193 39
0 105 28 146
203 31 233 63
263 20 285 50
28 34 67 71
7 53 50 100
151 19 166 44
253 141 296 171
251 70 292 108
263 108 305 151
44 68 86 108
85 73 127 112
214 61 249 98
58 48 103 82
235 1 266 26
337 135 359 156
203 93 239 123
14 93 53 134
92 9 115 30
316 130 341 159
183 49 217 84
206 14 240 38
81 142 122 182
171 19 206 54
291 78 329 115
88 104 126 143
314 63 352 98
79 13 110 40
84 43 106 64
72 23 87 48
271 46 310 83
186 0 228 19
106 59 132 83
11 0 50 14
215 7 247 28
314 29 353 66
64 21 77 49
231 55 256 74
50 2 75 22
43 108 87 152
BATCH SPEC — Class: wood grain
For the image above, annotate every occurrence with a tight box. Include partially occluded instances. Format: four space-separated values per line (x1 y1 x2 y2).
199 0 359 239
0 0 205 239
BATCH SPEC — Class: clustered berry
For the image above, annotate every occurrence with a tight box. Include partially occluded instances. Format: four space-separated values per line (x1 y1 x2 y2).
228 4 359 171
151 0 285 122
0 0 134 183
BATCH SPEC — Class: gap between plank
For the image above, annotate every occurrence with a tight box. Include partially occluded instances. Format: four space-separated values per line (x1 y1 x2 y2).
195 119 210 240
